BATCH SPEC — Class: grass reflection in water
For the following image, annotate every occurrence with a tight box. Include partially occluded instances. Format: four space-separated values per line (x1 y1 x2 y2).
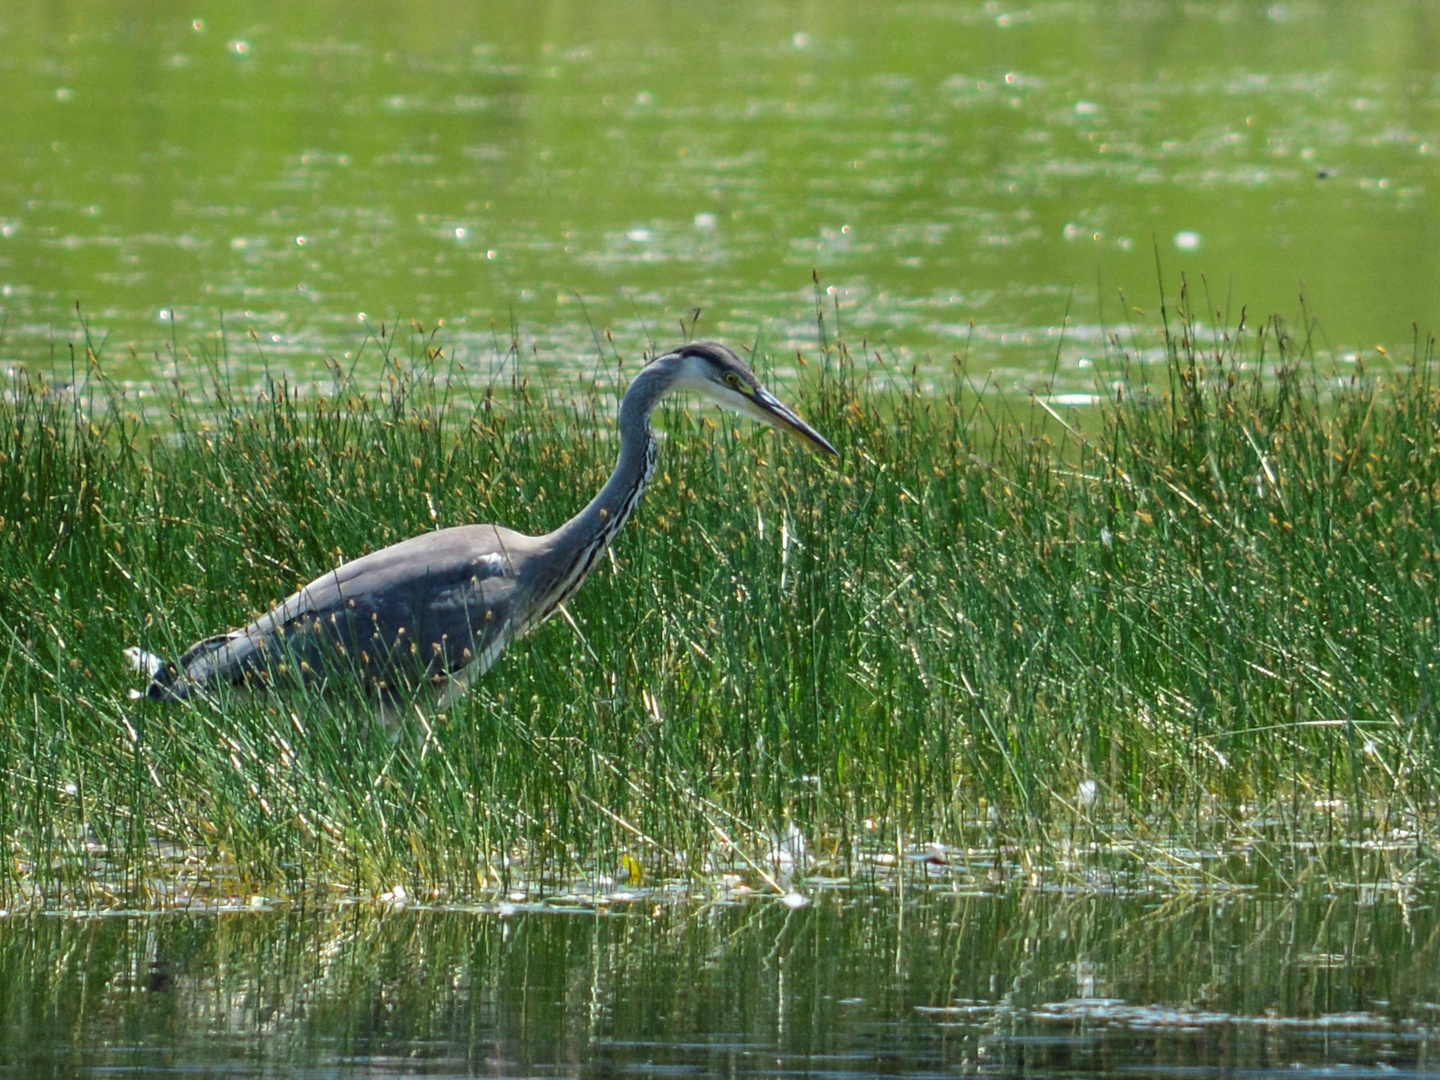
2 881 1436 1078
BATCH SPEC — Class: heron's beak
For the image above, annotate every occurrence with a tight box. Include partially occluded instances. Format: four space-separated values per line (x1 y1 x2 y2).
744 388 839 457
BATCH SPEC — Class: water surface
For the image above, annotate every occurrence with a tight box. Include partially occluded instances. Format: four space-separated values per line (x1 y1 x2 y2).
2 2 1439 391
4 880 1437 1078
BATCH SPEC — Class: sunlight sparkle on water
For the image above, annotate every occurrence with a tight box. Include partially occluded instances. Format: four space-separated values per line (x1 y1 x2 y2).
1 5 1436 391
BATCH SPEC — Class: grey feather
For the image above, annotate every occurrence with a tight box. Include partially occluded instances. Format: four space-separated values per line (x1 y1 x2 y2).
144 525 524 703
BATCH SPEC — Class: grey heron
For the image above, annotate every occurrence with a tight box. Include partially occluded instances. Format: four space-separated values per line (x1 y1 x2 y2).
127 341 837 707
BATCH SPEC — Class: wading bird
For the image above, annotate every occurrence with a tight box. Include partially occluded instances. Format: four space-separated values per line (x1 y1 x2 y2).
128 341 837 707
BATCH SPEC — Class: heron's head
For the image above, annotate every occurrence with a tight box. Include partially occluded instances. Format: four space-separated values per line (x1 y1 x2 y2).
660 341 838 457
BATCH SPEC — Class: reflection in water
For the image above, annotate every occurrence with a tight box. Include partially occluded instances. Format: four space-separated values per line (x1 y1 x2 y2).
2 882 1436 1077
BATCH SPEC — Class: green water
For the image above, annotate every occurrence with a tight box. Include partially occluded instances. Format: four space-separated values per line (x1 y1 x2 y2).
4 880 1438 1078
3 2 1439 391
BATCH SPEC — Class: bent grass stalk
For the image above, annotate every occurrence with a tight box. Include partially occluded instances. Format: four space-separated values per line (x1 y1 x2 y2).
0 290 1436 908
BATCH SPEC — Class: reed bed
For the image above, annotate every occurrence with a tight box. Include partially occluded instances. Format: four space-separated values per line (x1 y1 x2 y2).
1 287 1437 908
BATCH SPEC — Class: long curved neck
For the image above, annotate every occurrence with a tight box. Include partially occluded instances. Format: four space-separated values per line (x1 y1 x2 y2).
531 360 678 621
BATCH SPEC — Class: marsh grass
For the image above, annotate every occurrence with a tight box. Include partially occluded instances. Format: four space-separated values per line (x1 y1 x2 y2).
1 284 1438 909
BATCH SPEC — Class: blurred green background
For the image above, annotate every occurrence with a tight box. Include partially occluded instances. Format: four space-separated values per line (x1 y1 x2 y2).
2 1 1438 387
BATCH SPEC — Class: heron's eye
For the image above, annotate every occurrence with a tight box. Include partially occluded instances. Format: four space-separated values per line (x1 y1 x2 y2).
724 371 742 389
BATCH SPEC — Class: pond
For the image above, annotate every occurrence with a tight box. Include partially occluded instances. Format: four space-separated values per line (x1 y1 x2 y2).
2 1 1439 392
3 878 1437 1078
5 4 1440 1077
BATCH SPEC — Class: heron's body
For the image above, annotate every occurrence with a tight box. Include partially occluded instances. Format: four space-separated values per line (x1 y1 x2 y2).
128 341 835 706
139 526 527 706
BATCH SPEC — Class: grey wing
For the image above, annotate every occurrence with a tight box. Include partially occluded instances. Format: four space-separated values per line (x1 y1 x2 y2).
167 525 525 698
